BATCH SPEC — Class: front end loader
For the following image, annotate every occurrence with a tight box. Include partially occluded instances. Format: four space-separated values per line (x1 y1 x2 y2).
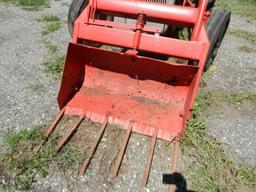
37 0 230 191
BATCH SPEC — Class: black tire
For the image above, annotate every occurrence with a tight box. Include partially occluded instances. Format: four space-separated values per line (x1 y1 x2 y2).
68 0 89 36
204 9 231 71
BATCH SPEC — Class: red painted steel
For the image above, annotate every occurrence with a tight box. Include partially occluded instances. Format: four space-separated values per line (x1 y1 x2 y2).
58 0 210 142
95 0 198 25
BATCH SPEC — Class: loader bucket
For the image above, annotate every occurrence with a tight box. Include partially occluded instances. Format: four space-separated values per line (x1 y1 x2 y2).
57 43 198 141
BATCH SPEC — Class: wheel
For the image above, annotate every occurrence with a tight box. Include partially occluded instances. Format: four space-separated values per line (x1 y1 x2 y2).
204 9 231 71
194 0 216 10
68 0 89 36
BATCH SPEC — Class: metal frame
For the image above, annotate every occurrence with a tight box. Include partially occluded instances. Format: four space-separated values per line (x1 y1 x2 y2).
39 0 212 191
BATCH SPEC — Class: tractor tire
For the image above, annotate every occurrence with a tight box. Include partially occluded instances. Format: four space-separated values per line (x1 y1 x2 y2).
68 0 89 36
204 9 231 71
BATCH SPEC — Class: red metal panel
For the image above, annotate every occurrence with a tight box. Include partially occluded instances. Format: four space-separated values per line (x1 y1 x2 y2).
96 0 198 25
77 25 205 60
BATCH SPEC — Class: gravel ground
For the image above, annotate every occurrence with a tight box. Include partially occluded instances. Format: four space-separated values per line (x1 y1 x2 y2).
0 1 70 148
0 1 255 191
202 15 256 166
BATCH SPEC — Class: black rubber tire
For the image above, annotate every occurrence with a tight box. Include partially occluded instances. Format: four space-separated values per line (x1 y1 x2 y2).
204 9 231 71
68 0 89 36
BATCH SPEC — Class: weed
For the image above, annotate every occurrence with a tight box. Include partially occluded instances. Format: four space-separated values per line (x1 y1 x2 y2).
216 0 256 19
44 55 65 78
1 0 49 11
40 15 59 22
228 27 256 44
239 45 256 53
43 40 58 54
41 21 61 36
181 97 256 191
55 145 84 172
236 165 256 188
197 91 256 106
26 83 45 94
0 127 84 190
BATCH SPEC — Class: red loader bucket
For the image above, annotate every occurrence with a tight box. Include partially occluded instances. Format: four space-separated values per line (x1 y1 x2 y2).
57 43 199 141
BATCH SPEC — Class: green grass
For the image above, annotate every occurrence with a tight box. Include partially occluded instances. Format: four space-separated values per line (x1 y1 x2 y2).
26 83 45 94
1 0 49 11
239 45 256 53
0 127 84 191
39 15 60 22
216 0 256 19
44 55 65 78
228 27 256 44
43 40 58 54
195 91 256 110
181 95 256 191
41 21 61 36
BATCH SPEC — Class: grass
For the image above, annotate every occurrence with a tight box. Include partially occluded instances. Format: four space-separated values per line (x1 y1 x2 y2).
1 0 49 11
216 0 256 19
181 93 256 191
43 40 58 54
239 45 256 53
26 83 45 94
44 54 65 78
41 21 61 36
0 127 84 191
39 15 59 22
195 91 256 110
228 27 256 44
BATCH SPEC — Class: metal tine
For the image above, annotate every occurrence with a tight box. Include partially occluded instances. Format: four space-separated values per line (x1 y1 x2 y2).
169 141 180 192
56 114 85 152
142 128 158 187
79 117 108 176
111 123 132 178
34 107 65 153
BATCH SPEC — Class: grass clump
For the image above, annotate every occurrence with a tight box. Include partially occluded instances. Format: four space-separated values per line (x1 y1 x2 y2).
216 0 256 19
1 0 49 11
26 83 45 94
41 21 61 36
181 96 256 191
44 55 65 78
43 40 58 54
0 127 84 191
228 27 256 43
199 91 256 105
40 15 59 22
239 45 256 53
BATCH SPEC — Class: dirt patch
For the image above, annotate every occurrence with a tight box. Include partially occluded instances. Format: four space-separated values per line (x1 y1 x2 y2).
45 115 125 181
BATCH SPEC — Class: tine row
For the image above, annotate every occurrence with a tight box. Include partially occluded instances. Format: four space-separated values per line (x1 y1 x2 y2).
35 110 180 191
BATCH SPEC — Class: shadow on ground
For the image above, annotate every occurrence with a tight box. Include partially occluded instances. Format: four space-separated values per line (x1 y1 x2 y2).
163 172 195 192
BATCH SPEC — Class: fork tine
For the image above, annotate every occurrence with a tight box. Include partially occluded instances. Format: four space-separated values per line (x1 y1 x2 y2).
79 118 108 176
111 123 132 178
142 128 158 187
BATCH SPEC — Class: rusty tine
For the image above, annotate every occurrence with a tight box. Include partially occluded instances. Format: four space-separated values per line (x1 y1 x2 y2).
34 108 65 153
111 123 132 178
79 118 108 176
169 141 180 192
45 108 66 137
56 114 85 152
142 128 158 187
